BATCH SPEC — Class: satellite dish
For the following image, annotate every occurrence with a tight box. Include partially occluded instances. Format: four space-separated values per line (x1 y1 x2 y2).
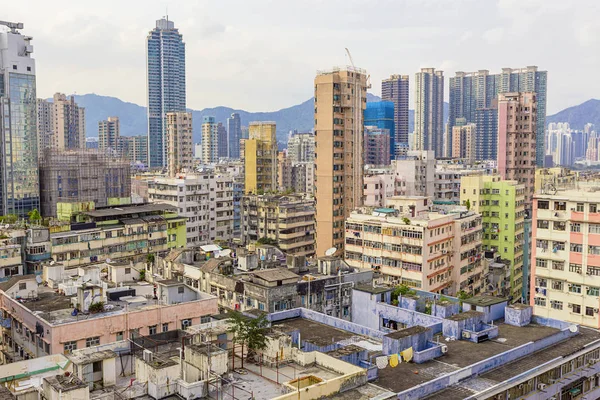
50 260 55 266
106 258 111 263
569 325 578 333
325 247 337 257
35 276 42 284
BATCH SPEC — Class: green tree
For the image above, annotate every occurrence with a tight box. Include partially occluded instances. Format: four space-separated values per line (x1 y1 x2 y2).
0 214 17 224
402 217 411 225
256 237 278 246
465 199 471 211
146 253 155 264
227 310 269 365
28 209 42 224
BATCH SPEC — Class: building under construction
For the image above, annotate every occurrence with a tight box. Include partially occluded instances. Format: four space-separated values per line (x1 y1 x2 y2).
39 148 131 218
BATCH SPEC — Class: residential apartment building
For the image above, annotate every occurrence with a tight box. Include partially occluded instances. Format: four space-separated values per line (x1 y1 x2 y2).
364 127 391 166
414 68 444 156
241 194 315 257
147 17 186 168
166 111 193 177
364 101 395 161
49 203 186 269
217 122 228 158
497 92 537 204
314 67 367 256
449 66 547 166
0 266 216 363
119 135 149 165
36 93 85 154
381 74 409 155
0 22 40 217
201 116 218 164
147 174 234 245
244 122 277 194
287 132 315 163
451 121 476 162
98 117 120 153
530 189 600 329
434 160 496 205
214 161 244 237
460 175 526 301
39 148 131 218
363 151 435 207
227 113 242 159
344 202 483 296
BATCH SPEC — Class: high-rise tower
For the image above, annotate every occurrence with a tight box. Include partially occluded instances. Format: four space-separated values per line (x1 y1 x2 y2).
381 74 409 156
414 68 444 157
227 113 242 159
0 21 40 217
147 17 186 169
314 66 367 256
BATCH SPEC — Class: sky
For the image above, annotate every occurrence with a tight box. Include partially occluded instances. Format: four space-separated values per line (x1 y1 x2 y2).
4 0 600 114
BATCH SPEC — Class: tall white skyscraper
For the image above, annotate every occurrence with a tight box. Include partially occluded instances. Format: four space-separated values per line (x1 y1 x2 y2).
0 21 40 217
146 17 186 169
414 68 444 157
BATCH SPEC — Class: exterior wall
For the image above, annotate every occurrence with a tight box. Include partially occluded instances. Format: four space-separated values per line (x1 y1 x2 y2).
98 117 120 152
166 112 193 177
382 74 409 154
109 265 140 284
314 68 367 257
414 68 444 157
244 122 277 194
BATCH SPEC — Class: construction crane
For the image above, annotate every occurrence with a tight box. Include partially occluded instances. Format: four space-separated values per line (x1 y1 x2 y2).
0 21 23 33
344 47 371 88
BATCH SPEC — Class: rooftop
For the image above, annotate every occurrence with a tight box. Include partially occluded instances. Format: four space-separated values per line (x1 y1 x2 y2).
385 325 429 340
44 375 88 392
374 322 568 394
272 317 358 347
0 274 36 292
83 203 177 218
250 268 299 282
354 284 393 295
463 295 509 307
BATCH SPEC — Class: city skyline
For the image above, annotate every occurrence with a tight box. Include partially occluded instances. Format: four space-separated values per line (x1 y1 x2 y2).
3 0 599 115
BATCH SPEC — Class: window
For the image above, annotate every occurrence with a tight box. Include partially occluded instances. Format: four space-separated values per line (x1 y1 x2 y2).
200 316 211 324
149 325 157 335
550 300 563 310
552 261 565 271
587 286 600 296
576 203 584 212
116 331 123 341
570 243 583 253
64 341 77 353
586 307 595 317
569 284 582 294
19 283 26 290
536 220 549 229
553 221 566 231
590 246 600 255
571 304 581 314
178 286 185 294
86 337 100 347
535 259 548 268
534 297 546 307
551 280 564 291
535 277 547 288
569 263 583 274
588 266 600 276
538 200 549 209
571 223 581 232
591 204 598 213
162 323 169 332
590 224 600 234
553 242 565 251
125 267 131 274
554 202 566 211
181 319 192 329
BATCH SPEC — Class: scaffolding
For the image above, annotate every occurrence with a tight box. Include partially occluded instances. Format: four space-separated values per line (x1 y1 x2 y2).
39 148 131 218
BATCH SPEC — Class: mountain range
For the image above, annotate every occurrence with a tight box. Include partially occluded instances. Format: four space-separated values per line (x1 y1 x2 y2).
68 94 598 145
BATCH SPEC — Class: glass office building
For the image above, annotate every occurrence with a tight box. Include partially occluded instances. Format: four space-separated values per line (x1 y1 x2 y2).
364 101 395 161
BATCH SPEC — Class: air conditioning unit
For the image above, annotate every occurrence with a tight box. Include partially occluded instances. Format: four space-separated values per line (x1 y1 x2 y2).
441 345 448 354
462 331 471 339
442 250 447 254
538 383 547 390
143 349 153 363
568 303 573 308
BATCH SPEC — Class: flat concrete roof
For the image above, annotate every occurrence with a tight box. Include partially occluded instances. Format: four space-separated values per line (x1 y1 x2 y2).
272 317 357 347
463 295 508 307
83 203 177 218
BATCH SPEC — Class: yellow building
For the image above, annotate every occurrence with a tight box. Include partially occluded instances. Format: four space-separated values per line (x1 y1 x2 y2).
534 167 577 194
314 67 368 257
244 122 277 194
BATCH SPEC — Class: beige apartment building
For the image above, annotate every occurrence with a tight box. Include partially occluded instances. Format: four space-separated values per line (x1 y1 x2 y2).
98 116 120 152
314 67 368 256
244 122 278 194
240 194 315 257
531 188 600 329
166 111 193 177
36 93 86 155
497 92 537 204
451 122 476 162
344 199 483 296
